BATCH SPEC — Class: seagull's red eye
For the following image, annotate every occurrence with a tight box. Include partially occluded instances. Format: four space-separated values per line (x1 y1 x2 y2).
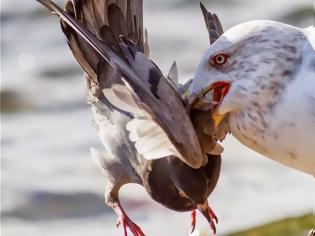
210 53 230 67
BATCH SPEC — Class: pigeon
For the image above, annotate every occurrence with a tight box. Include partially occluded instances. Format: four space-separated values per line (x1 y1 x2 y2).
36 0 229 235
189 16 315 176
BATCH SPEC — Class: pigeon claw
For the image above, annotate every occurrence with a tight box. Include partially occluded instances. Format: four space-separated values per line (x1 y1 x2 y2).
197 202 218 236
190 210 197 233
116 206 145 236
208 209 217 236
206 206 218 236
209 207 218 224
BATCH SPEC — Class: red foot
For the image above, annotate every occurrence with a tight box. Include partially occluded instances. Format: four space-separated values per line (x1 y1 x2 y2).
190 210 197 233
209 207 218 224
193 206 219 236
207 206 218 236
116 206 145 236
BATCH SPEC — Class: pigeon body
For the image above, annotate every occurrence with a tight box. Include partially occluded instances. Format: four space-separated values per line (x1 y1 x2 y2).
190 20 315 176
36 0 227 235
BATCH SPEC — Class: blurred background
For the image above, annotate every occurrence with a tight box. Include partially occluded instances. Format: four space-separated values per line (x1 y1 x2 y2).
1 0 314 235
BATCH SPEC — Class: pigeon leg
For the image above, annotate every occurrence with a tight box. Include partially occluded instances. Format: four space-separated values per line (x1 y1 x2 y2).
91 148 144 235
209 206 218 224
190 210 197 233
115 203 145 236
197 201 218 236
105 185 145 236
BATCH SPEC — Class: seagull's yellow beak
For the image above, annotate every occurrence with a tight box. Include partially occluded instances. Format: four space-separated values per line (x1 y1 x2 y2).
212 110 226 127
190 82 230 127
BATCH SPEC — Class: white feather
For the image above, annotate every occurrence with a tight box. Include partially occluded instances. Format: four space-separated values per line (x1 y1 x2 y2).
90 147 108 172
103 84 147 116
126 117 181 159
103 86 183 161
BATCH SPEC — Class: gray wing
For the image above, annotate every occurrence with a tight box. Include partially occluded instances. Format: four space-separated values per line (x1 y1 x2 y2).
37 0 204 168
200 2 224 45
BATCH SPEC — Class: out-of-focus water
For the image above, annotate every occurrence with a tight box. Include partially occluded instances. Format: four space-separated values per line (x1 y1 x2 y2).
1 1 314 236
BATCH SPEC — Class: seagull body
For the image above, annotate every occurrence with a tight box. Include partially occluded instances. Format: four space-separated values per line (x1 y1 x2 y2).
190 20 315 176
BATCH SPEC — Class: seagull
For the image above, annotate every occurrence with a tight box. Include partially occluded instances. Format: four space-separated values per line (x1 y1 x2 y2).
36 0 229 235
189 17 315 176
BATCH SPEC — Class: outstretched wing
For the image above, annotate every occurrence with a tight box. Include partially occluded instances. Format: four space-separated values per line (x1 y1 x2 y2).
36 0 204 168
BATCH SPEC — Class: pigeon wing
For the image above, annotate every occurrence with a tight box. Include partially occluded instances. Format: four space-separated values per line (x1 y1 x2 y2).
37 0 204 168
200 2 224 45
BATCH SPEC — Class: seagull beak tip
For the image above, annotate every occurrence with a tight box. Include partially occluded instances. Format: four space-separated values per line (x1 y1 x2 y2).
212 112 225 127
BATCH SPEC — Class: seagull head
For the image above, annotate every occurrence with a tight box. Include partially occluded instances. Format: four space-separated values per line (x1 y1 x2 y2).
190 20 304 125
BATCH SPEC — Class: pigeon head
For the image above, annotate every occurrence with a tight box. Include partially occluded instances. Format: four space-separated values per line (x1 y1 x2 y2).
190 20 305 125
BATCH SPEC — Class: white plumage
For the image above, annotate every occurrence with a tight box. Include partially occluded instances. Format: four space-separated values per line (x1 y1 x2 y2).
190 21 315 176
